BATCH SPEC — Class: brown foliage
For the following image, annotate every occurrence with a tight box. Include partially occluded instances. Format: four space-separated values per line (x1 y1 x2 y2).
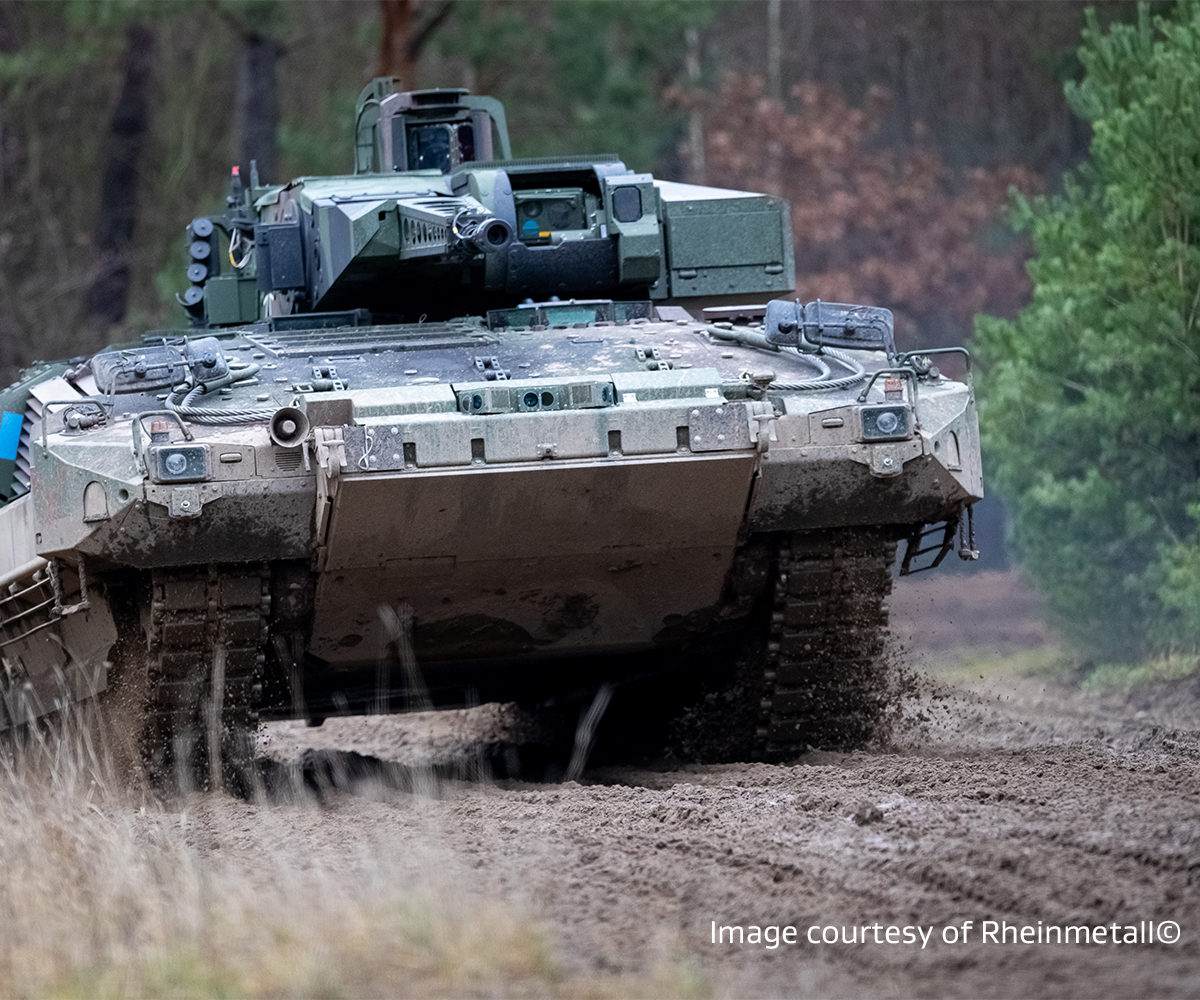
697 75 1041 347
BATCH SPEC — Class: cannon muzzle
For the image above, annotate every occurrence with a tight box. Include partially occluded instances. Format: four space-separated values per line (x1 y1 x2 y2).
451 210 513 255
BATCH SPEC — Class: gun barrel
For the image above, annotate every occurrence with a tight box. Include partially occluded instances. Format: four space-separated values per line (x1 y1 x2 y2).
451 210 513 255
396 195 511 260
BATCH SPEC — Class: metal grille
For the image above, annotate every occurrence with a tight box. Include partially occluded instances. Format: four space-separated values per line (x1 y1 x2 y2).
245 323 494 358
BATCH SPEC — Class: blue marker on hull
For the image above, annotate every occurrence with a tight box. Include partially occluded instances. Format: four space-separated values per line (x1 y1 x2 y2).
0 412 21 462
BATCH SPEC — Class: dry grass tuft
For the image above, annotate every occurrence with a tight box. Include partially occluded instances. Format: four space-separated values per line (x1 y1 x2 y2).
0 712 707 1000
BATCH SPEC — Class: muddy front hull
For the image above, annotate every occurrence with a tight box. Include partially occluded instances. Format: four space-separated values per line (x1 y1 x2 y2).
308 452 757 692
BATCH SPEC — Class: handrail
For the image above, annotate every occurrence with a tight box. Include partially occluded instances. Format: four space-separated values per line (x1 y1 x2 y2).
38 398 109 454
0 557 48 592
895 346 972 372
896 346 974 394
0 574 50 608
131 410 194 470
855 368 920 429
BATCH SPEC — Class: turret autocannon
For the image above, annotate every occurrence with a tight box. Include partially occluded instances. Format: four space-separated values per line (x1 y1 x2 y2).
184 79 795 327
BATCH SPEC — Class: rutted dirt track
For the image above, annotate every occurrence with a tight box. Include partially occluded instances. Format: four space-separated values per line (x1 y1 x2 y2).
170 571 1200 998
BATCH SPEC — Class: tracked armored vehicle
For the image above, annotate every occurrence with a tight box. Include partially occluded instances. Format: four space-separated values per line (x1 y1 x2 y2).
0 80 981 785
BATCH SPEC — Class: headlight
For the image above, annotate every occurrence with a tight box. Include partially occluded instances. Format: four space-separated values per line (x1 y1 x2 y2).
150 444 207 482
860 404 910 441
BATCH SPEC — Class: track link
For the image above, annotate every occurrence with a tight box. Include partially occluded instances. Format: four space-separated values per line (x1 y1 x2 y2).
143 564 270 791
757 529 897 757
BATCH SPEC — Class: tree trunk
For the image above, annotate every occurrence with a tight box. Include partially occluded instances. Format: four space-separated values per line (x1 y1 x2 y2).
685 26 705 185
377 0 455 88
378 0 416 85
767 0 782 101
236 33 280 186
0 3 20 196
84 22 155 327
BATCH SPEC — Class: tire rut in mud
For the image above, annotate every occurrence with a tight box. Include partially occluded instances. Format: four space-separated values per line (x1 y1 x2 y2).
247 670 1200 998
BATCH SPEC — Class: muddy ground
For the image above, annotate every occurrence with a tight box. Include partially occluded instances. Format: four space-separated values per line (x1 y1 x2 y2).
202 570 1199 998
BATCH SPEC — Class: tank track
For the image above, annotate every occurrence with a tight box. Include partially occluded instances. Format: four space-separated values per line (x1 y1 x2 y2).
757 528 897 758
142 564 270 791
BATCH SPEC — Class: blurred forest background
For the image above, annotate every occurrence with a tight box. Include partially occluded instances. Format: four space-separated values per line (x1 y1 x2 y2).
0 0 1117 376
9 0 1196 664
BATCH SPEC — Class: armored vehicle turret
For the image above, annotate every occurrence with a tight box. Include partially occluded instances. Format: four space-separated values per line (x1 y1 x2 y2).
0 80 980 787
185 81 794 327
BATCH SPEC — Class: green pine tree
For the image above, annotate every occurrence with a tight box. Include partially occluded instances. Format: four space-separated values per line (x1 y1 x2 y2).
976 1 1200 660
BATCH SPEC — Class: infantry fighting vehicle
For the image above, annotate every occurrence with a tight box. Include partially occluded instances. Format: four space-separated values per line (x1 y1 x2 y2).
0 81 981 786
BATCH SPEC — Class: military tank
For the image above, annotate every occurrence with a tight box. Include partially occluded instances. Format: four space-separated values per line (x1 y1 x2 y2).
0 80 981 787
